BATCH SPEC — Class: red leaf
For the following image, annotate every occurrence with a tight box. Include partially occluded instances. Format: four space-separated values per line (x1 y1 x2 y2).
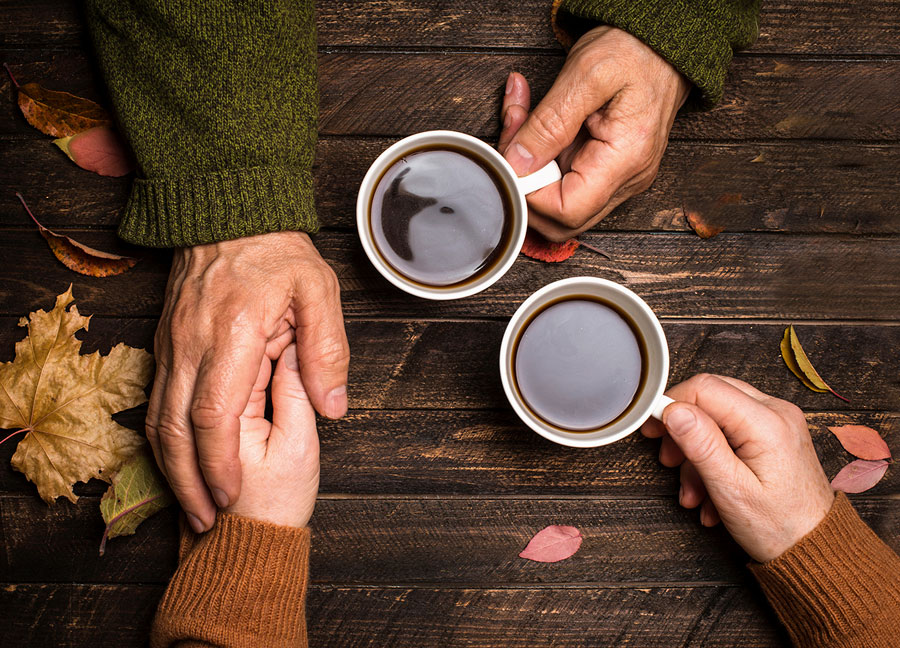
520 229 579 263
830 459 889 494
828 425 891 461
54 126 134 177
17 193 138 277
519 525 582 563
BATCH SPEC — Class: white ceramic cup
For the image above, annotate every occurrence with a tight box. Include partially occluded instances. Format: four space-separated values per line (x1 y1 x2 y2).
499 277 674 447
356 130 561 300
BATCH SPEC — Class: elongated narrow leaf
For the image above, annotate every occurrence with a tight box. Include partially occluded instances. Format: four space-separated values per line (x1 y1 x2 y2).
830 459 889 494
17 193 138 277
828 425 891 461
99 450 173 555
54 126 133 177
780 326 848 401
519 525 582 563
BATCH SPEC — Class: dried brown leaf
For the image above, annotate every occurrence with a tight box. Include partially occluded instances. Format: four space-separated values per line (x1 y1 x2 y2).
12 69 112 137
17 193 138 277
0 287 153 502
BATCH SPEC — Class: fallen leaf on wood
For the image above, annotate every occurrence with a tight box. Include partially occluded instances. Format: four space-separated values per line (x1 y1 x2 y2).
0 287 152 503
828 425 891 461
99 449 173 556
521 229 580 262
685 209 724 239
780 325 849 402
520 229 609 263
17 192 138 277
519 525 582 562
5 63 111 138
54 126 134 177
830 459 889 494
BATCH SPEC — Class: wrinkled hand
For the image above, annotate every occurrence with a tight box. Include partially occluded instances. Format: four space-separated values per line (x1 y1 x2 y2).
148 231 348 533
225 344 319 527
500 26 690 242
641 374 835 562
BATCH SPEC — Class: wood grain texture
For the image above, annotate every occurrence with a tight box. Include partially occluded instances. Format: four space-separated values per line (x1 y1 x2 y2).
2 0 899 55
3 52 899 141
2 230 899 320
2 494 897 585
2 407 897 497
3 318 896 412
5 139 899 235
0 583 791 647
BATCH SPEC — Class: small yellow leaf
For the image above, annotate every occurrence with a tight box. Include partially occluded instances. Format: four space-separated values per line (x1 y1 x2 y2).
780 326 849 402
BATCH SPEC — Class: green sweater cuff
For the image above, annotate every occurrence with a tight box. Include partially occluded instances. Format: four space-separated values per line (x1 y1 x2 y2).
118 166 318 248
554 0 760 107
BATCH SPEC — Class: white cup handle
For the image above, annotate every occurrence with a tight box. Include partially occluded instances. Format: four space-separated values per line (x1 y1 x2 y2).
515 160 562 195
650 394 675 421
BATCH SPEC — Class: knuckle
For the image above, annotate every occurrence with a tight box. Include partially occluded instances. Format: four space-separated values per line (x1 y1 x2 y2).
156 412 191 446
190 398 230 432
690 373 718 392
528 104 572 151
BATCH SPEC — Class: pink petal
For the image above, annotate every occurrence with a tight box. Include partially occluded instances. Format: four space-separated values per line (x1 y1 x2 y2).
828 425 891 461
830 459 889 494
519 525 582 563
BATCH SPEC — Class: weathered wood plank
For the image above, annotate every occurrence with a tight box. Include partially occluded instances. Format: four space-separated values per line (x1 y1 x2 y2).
2 406 898 497
3 52 899 140
2 495 897 585
2 230 899 320
3 318 896 412
4 139 899 235
2 0 899 56
0 583 791 647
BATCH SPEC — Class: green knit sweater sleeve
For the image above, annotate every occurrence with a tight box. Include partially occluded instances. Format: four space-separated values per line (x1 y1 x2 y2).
84 0 318 248
552 0 761 107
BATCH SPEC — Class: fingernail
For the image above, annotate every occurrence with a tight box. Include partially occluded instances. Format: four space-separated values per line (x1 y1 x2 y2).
212 488 229 508
186 513 206 534
326 385 348 418
505 142 534 175
283 347 300 370
678 485 684 505
503 110 512 130
665 407 696 437
505 72 515 95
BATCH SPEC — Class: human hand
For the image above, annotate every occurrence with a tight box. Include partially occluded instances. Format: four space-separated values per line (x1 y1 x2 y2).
499 26 690 242
641 374 835 563
147 231 348 533
225 343 319 527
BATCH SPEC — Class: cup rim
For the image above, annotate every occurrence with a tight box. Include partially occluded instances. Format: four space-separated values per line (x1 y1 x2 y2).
499 277 670 448
356 130 528 301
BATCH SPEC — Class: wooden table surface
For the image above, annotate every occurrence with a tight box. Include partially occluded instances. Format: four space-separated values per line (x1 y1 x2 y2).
2 1 899 646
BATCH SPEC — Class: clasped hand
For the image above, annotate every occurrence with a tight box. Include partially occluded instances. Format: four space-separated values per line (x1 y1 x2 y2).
147 231 348 532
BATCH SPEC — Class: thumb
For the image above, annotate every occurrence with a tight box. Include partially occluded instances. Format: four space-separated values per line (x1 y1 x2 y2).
503 64 616 176
662 403 754 496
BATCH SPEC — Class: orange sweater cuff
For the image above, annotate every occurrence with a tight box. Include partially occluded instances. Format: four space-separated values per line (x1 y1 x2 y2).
151 513 310 648
749 492 900 648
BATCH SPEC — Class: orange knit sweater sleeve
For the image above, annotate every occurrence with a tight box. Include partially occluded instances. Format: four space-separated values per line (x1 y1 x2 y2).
150 513 310 648
750 492 900 647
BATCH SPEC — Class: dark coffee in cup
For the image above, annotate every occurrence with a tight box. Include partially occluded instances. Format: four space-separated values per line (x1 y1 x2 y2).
369 145 514 287
511 295 648 431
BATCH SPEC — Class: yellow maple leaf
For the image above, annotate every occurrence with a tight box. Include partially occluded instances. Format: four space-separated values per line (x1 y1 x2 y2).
0 286 152 503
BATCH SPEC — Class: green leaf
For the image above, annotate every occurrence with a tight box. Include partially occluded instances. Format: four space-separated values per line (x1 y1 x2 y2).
99 449 172 555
